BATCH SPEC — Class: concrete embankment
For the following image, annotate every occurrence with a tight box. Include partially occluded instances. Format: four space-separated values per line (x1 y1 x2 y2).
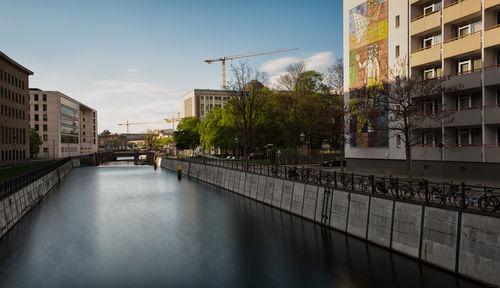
161 158 500 287
0 160 75 240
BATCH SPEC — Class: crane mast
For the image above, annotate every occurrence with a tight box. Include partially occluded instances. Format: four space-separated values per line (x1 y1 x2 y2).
205 47 297 89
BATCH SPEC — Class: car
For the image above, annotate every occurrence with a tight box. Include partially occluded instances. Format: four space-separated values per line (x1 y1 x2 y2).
322 158 345 167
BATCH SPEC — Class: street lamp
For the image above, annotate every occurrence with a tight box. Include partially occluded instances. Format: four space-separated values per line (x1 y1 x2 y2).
234 137 239 158
299 132 305 165
277 150 281 165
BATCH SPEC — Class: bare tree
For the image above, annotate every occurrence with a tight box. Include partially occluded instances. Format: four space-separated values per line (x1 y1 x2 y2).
385 58 456 179
226 61 269 159
142 129 157 150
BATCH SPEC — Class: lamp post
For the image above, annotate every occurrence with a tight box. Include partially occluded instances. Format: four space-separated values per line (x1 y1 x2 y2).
277 150 281 166
234 137 239 158
300 132 305 165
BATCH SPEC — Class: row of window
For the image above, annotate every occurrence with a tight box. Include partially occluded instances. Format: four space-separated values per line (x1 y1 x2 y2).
1 87 26 105
0 126 26 145
33 114 48 122
33 104 47 112
0 150 26 162
33 124 48 132
0 69 25 90
200 96 230 101
0 105 26 120
398 127 500 147
31 94 47 102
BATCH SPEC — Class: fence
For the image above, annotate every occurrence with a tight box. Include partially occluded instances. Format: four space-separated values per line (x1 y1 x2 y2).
0 158 71 200
186 156 500 215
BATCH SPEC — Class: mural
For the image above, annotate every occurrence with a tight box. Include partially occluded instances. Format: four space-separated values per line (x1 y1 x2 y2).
348 0 389 148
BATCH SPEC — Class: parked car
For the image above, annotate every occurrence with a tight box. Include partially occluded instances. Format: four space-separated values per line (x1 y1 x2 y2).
322 158 345 167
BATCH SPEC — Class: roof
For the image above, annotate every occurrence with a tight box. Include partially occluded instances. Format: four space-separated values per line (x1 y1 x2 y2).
0 51 34 75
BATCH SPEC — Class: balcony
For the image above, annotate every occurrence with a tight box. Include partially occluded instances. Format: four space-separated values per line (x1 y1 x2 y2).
410 44 442 67
444 0 481 24
485 25 500 48
443 31 481 59
444 70 481 89
411 10 442 36
420 116 443 128
485 0 500 9
412 146 442 161
484 105 500 125
484 65 500 86
446 108 482 127
485 146 500 163
444 145 482 162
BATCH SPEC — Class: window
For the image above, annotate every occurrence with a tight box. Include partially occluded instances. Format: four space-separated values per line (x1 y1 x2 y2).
395 45 400 57
424 37 434 48
424 69 435 80
34 94 39 101
43 114 47 121
34 114 39 121
395 15 400 28
34 104 39 111
42 94 47 101
458 60 471 74
460 95 470 109
423 4 434 15
43 134 48 141
457 128 470 146
43 104 47 111
458 24 471 37
200 96 204 100
397 135 402 148
43 125 47 131
34 124 39 131
43 147 48 153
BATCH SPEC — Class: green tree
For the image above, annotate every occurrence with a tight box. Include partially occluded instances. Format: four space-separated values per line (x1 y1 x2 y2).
174 117 201 150
29 128 43 159
199 107 236 152
154 137 174 149
142 129 157 150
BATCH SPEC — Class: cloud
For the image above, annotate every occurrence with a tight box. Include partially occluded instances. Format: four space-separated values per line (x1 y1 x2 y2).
75 80 182 133
260 51 335 87
127 68 141 73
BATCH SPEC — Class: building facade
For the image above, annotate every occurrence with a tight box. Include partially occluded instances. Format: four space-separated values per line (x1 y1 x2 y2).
28 90 98 159
183 89 233 120
0 51 33 164
343 0 500 179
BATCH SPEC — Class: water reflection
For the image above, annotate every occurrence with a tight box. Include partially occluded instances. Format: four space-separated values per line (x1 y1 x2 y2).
0 166 485 288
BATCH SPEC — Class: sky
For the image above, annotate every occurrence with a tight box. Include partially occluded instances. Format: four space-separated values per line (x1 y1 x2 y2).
1 0 343 133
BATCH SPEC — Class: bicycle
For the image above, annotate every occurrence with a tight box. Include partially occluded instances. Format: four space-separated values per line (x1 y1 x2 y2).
357 176 369 193
340 173 353 190
400 178 426 201
430 182 458 205
452 186 500 213
374 176 398 197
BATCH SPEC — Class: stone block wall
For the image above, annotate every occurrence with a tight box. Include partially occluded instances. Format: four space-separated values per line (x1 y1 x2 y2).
161 159 500 287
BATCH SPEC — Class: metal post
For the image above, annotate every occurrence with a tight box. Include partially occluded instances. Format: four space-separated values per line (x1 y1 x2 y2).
395 178 399 199
425 180 429 204
371 175 375 194
461 182 466 209
334 171 337 189
351 173 355 191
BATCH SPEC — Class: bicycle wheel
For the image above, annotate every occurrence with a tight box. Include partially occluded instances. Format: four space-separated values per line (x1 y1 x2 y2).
430 188 444 204
358 179 368 193
400 185 413 200
452 193 469 209
478 196 498 213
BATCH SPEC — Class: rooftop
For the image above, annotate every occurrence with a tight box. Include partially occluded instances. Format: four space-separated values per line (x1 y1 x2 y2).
0 51 34 75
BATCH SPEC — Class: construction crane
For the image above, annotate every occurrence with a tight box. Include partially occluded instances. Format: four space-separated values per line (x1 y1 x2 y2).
118 121 164 133
164 112 181 130
205 47 298 89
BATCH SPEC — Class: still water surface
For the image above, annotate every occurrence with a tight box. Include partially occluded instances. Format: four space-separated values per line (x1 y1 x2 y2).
0 165 486 287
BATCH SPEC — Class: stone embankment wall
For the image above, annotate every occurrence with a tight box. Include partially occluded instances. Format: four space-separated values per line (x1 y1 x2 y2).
0 160 74 240
161 158 500 287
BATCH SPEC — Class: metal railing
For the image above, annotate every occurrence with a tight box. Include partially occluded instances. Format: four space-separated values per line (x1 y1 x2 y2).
184 156 500 215
0 158 71 200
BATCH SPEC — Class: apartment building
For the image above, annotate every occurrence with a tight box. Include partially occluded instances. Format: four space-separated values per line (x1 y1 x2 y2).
183 89 233 120
29 90 98 159
343 0 500 179
0 51 33 164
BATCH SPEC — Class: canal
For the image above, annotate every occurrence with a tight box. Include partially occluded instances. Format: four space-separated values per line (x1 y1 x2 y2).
0 165 486 287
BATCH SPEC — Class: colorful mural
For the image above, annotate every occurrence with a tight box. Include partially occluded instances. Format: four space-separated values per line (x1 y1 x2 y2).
349 0 389 148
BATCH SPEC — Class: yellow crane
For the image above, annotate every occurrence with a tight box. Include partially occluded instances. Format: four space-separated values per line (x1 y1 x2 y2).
117 121 165 133
164 112 181 130
205 48 298 89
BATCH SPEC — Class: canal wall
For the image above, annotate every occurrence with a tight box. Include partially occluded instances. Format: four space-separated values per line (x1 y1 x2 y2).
160 159 500 287
0 160 74 240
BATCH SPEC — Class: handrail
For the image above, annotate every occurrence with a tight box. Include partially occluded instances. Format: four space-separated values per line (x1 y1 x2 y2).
443 30 481 44
442 67 482 77
410 8 441 22
443 0 463 10
485 23 500 31
411 43 442 53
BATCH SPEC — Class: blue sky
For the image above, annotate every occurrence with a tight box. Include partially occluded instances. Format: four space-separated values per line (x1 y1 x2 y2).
1 0 343 133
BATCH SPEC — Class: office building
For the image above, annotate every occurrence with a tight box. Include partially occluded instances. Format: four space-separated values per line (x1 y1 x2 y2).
0 51 33 164
183 89 233 120
29 90 98 159
343 0 500 178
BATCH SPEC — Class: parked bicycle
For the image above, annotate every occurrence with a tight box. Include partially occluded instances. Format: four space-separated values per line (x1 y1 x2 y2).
451 186 499 212
374 176 398 197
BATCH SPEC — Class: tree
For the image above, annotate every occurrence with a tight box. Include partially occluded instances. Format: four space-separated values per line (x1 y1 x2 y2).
226 61 269 158
173 117 201 150
198 107 236 152
154 137 174 149
29 128 43 159
99 130 111 138
142 129 157 150
384 58 456 178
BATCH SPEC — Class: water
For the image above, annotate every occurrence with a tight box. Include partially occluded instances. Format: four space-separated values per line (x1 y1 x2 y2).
0 165 485 288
